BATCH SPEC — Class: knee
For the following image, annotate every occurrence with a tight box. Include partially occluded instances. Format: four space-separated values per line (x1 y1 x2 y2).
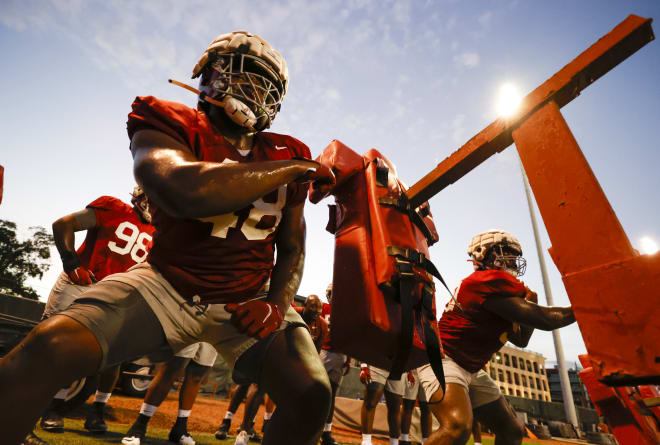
364 397 379 411
186 361 209 380
440 415 471 443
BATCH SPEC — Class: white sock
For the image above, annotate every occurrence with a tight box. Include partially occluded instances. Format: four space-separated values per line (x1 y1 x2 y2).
362 433 372 445
94 391 112 404
54 389 69 400
224 411 234 420
178 409 191 418
474 442 482 445
324 423 332 432
422 438 428 444
139 403 158 417
400 433 410 441
264 412 273 421
389 438 399 445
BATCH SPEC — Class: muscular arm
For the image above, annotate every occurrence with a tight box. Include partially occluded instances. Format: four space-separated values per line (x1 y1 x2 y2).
131 129 319 219
482 297 575 332
52 208 97 257
504 288 537 347
265 202 306 315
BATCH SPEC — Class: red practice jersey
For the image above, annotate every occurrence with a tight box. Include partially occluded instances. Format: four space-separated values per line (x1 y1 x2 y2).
77 196 155 280
126 96 311 304
438 270 526 372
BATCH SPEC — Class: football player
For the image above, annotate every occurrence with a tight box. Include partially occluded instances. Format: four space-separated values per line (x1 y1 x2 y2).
26 189 154 445
358 363 408 445
214 383 257 440
0 31 335 445
122 342 217 445
319 284 349 445
418 229 576 445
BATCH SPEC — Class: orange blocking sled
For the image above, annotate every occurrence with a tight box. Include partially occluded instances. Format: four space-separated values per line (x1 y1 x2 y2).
311 140 443 379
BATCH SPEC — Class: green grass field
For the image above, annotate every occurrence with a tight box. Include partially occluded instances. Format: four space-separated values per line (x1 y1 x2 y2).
34 418 550 444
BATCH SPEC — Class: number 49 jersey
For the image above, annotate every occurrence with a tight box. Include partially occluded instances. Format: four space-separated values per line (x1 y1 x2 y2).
78 196 154 281
126 96 311 304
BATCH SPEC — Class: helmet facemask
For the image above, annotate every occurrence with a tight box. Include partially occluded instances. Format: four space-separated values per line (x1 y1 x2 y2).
199 50 285 131
484 243 527 277
130 186 152 224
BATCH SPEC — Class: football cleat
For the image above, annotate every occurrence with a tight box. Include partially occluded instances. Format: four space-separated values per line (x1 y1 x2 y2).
39 410 64 432
321 431 340 445
246 425 262 443
122 422 147 445
21 431 49 445
214 418 232 440
234 430 250 445
84 411 108 434
168 426 195 445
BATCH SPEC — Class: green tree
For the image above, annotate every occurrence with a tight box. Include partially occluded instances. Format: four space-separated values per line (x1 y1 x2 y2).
0 219 54 299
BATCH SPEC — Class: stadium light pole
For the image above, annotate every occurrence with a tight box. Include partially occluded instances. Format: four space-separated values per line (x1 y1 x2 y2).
519 160 579 429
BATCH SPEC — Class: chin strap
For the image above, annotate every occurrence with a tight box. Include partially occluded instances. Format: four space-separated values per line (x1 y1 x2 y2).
168 78 257 130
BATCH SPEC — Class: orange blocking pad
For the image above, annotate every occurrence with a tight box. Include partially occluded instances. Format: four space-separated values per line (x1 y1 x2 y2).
513 101 660 384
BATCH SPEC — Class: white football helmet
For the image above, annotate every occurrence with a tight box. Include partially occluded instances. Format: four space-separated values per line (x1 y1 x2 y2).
130 186 151 224
468 229 526 276
192 31 288 131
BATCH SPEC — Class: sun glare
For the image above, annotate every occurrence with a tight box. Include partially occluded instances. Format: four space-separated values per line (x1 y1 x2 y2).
496 83 522 118
640 236 659 255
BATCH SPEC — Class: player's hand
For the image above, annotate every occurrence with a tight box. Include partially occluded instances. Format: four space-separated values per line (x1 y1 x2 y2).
225 300 283 340
524 287 538 303
309 167 336 203
407 370 415 386
359 365 371 385
67 267 97 285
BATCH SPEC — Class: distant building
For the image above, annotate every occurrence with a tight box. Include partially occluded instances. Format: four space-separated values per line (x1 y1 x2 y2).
546 366 593 408
485 344 552 402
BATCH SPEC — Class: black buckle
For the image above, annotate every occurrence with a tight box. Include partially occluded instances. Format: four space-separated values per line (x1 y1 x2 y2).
394 258 415 278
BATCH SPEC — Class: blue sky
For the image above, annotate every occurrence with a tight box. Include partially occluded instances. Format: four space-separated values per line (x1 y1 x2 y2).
1 0 659 365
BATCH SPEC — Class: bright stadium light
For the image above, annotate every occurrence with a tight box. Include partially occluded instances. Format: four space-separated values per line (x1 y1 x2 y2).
496 83 522 117
640 236 659 255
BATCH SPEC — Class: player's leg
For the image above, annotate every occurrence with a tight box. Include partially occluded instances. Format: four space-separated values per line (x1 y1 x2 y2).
320 350 345 445
473 397 523 445
360 381 385 444
251 326 331 445
235 385 265 444
0 315 103 444
215 383 252 439
122 356 189 444
470 370 523 445
400 398 416 445
471 418 483 445
39 275 90 433
384 388 403 444
261 394 276 436
84 364 121 433
424 383 473 445
168 360 212 445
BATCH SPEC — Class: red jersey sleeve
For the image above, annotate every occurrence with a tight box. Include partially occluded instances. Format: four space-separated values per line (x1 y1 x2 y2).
86 196 129 227
127 96 198 153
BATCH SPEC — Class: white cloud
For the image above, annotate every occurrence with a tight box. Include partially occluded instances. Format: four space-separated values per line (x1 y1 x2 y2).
478 11 493 28
451 113 465 144
453 52 480 68
323 88 341 105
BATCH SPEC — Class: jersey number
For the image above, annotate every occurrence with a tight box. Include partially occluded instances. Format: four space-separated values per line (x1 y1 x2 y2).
107 221 152 263
201 185 287 241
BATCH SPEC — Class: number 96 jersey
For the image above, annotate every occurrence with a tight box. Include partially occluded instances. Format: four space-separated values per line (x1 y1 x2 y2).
126 96 311 305
79 196 155 280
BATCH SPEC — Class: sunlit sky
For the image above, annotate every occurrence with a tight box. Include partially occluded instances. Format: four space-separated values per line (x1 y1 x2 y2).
2 1 659 366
